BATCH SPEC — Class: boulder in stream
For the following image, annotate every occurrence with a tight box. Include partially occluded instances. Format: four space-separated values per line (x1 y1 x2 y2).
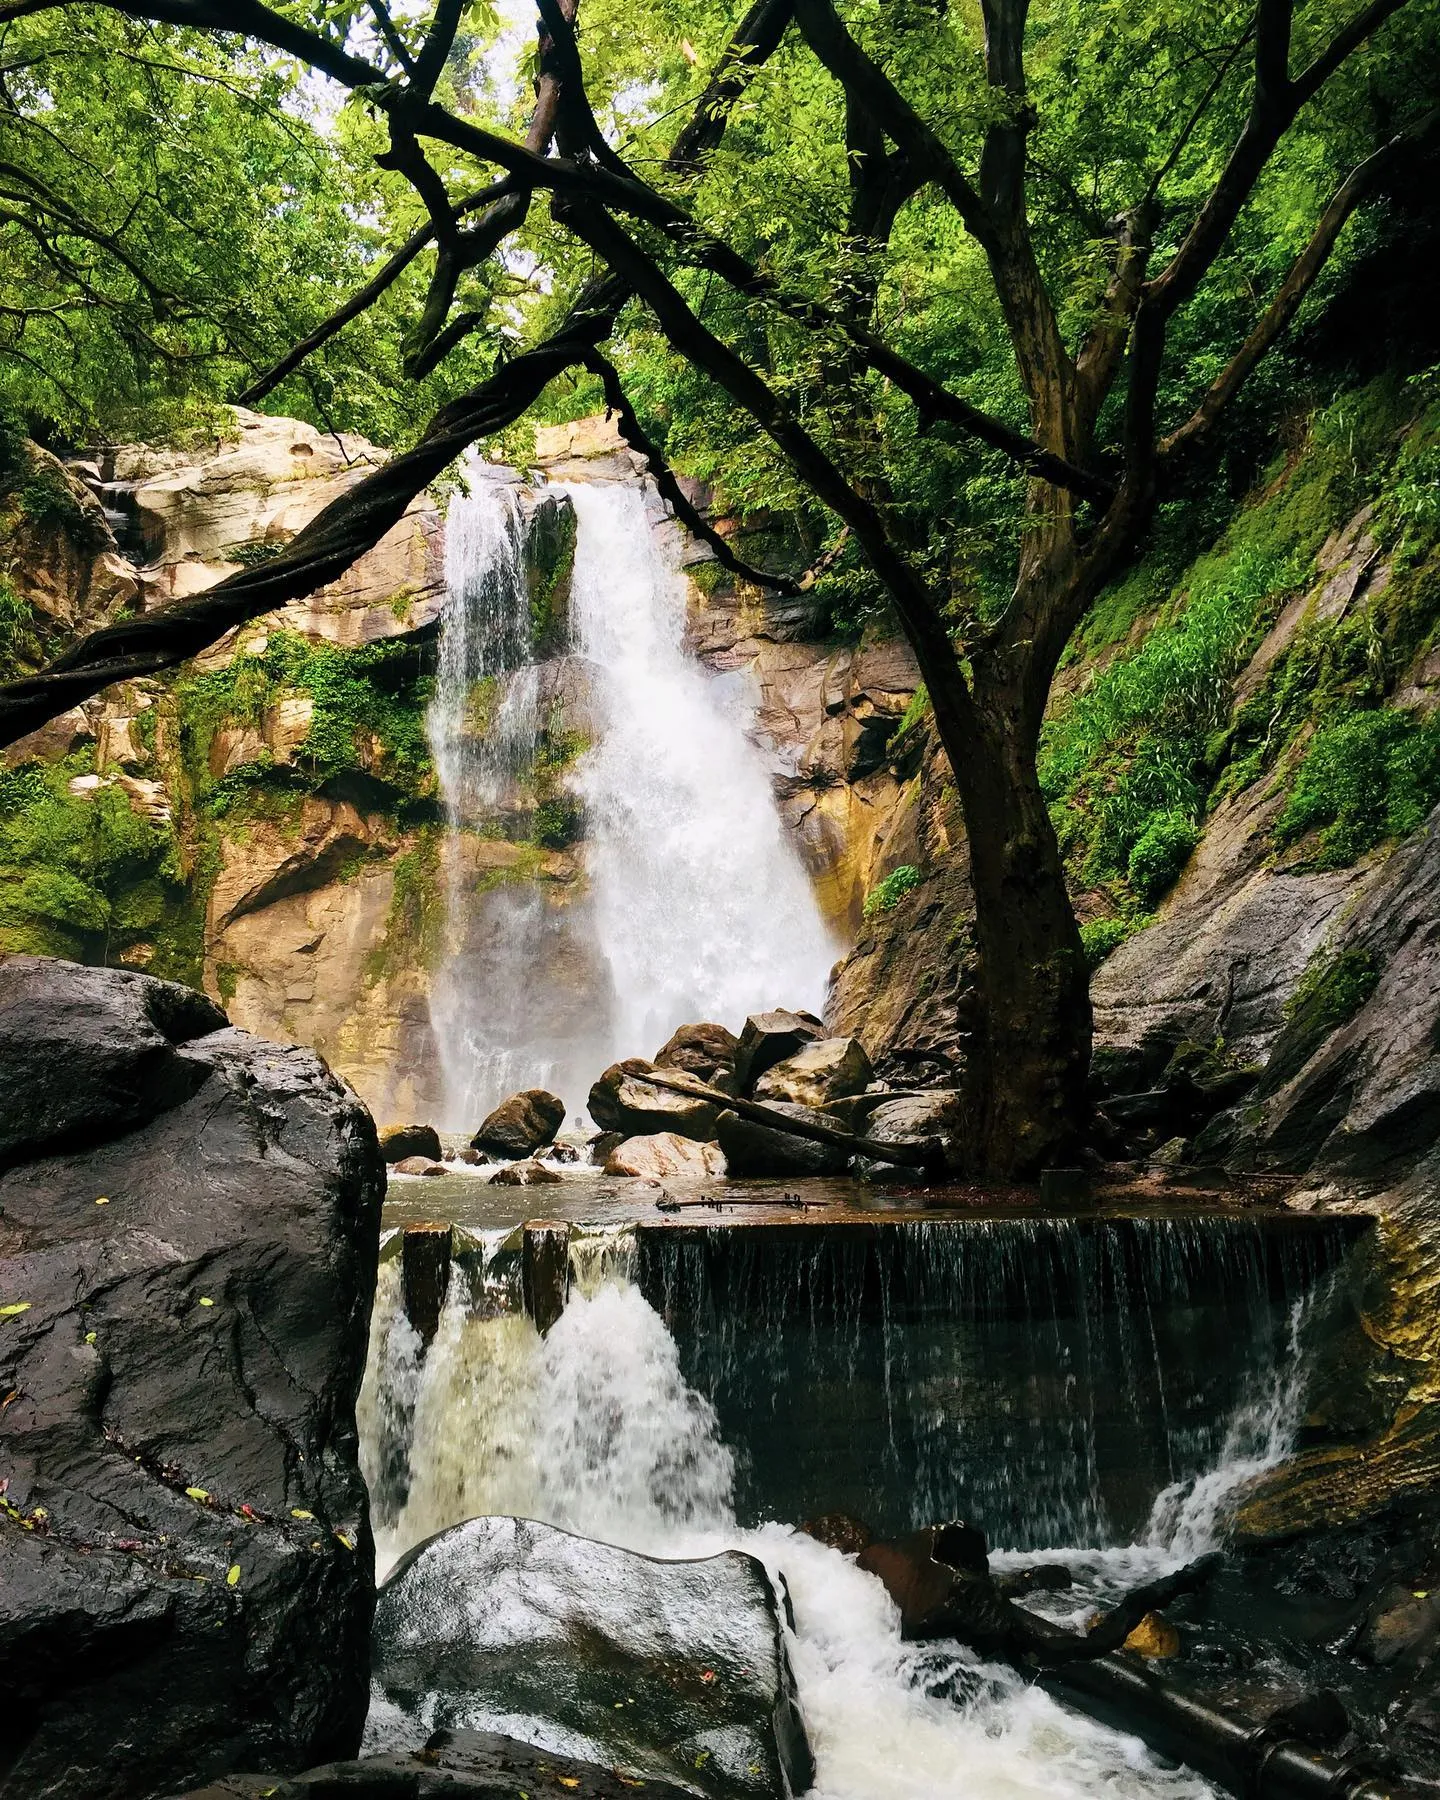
733 1011 826 1095
0 956 383 1799
715 1103 851 1177
852 1091 966 1178
605 1132 727 1180
588 1058 720 1141
753 1037 873 1108
473 1089 567 1158
380 1122 443 1163
393 1154 446 1176
489 1157 564 1187
370 1515 815 1800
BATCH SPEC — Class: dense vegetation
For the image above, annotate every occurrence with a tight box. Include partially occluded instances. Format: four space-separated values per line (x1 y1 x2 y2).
0 0 1436 1170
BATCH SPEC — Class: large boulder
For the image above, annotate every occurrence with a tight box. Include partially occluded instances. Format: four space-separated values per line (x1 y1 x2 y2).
732 1011 826 1095
370 1515 814 1800
588 1059 719 1141
489 1157 563 1187
653 1022 740 1090
472 1089 566 1158
0 956 383 1800
715 1103 852 1178
753 1037 872 1108
853 1091 965 1177
604 1133 727 1180
381 1123 442 1163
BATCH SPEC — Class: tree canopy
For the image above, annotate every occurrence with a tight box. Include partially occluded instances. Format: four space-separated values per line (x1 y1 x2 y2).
0 0 1435 1170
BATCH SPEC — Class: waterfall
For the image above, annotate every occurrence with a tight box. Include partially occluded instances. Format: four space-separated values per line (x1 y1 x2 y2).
425 472 835 1129
563 483 837 1056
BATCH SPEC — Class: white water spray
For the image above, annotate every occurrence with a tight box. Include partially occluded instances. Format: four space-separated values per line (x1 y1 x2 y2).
425 474 835 1125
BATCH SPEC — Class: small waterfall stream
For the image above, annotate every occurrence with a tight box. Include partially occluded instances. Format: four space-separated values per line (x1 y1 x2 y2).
426 472 835 1127
359 1216 1353 1800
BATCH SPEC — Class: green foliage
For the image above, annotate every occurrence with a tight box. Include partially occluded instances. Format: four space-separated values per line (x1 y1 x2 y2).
365 828 445 983
863 864 922 918
1080 913 1153 969
224 540 286 568
532 796 584 849
896 685 931 737
1042 546 1293 885
176 632 435 814
0 756 189 963
1127 810 1200 905
1275 707 1440 866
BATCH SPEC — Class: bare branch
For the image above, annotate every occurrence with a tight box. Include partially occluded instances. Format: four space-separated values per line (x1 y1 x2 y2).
0 281 629 748
412 0 466 98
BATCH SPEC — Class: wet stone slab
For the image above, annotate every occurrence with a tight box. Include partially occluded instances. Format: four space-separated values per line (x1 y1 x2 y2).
368 1515 814 1800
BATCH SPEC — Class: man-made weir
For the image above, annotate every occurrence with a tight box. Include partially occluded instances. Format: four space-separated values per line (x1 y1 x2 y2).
360 1204 1366 1800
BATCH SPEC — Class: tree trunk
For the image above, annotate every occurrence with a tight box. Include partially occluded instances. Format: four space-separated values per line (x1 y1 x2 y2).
945 673 1092 1177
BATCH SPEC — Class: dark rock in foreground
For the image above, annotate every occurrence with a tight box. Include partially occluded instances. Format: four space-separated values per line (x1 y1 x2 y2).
370 1515 815 1800
472 1089 566 1158
179 1727 699 1800
716 1103 851 1177
0 956 383 1800
379 1122 442 1163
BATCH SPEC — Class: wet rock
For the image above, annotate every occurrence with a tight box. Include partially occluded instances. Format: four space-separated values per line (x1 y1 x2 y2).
588 1059 719 1142
381 1123 443 1163
753 1036 873 1108
1359 1584 1440 1667
393 1154 446 1176
654 1022 741 1089
1266 1691 1351 1749
473 1089 567 1158
733 1010 826 1094
370 1516 814 1800
800 1514 875 1554
522 1220 570 1334
852 1091 965 1178
401 1224 452 1349
489 1157 564 1187
588 1130 625 1165
181 1726 702 1800
0 956 382 1799
1121 1612 1179 1659
715 1103 851 1177
604 1132 727 1180
459 1146 488 1166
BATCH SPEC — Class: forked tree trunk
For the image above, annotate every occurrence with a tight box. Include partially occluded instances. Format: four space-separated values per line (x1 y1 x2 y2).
941 674 1092 1177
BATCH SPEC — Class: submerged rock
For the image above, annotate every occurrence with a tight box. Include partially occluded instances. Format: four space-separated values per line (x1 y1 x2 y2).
605 1132 727 1180
588 1059 719 1141
179 1726 701 1800
733 1011 826 1095
490 1157 563 1187
371 1515 814 1800
654 1022 741 1089
473 1089 566 1158
715 1103 851 1177
753 1037 872 1108
379 1122 443 1163
0 956 382 1799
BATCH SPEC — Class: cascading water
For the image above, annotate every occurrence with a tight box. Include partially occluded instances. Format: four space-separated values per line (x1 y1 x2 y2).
359 1216 1354 1800
426 472 835 1127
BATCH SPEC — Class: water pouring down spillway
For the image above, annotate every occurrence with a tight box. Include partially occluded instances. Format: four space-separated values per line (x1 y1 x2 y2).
360 1210 1360 1800
426 471 837 1128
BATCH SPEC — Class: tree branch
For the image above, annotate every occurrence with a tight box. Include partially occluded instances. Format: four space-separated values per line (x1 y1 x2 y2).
0 283 628 748
1160 111 1440 465
411 0 465 97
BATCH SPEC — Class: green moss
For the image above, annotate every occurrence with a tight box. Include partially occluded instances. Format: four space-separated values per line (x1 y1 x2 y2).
1283 946 1381 1040
533 795 584 849
224 539 285 567
364 829 445 984
863 864 922 918
896 685 930 737
215 961 240 1006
